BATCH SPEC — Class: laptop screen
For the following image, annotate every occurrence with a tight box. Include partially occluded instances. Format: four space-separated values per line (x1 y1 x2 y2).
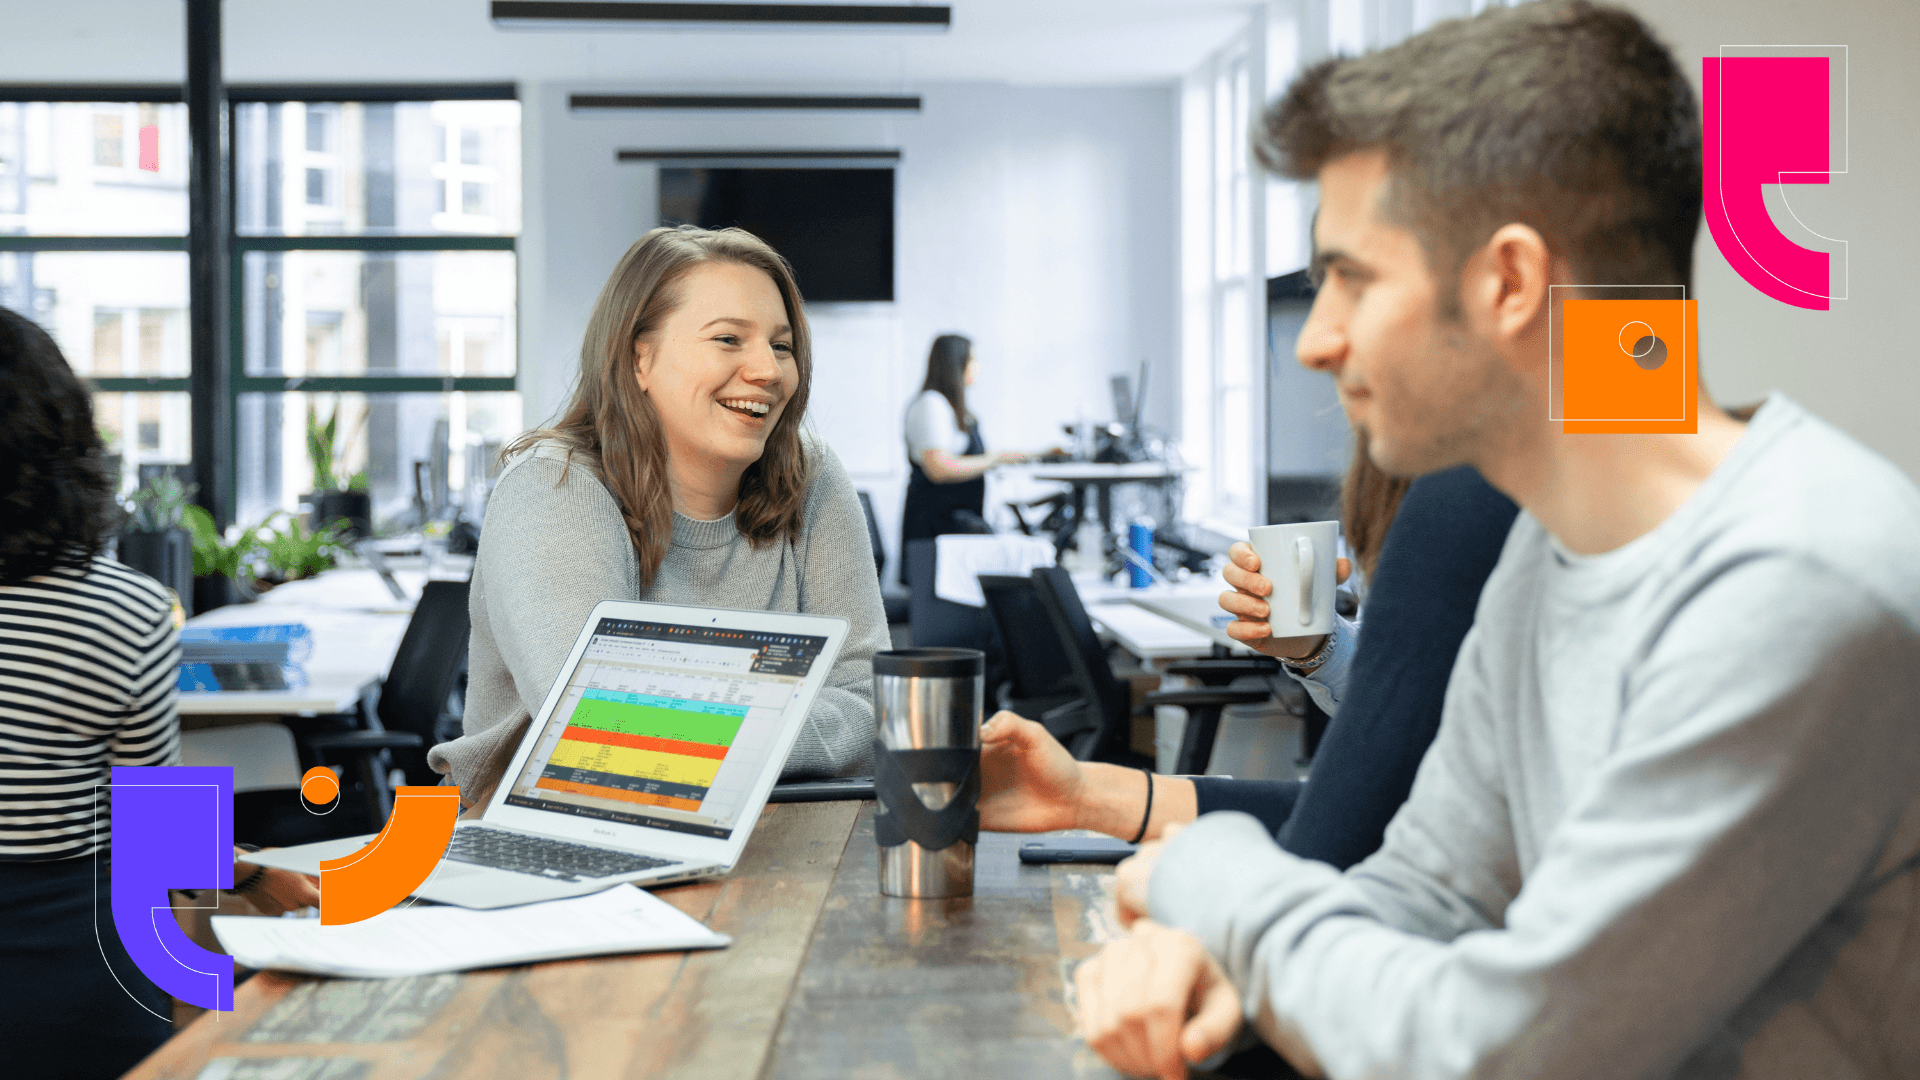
503 616 830 840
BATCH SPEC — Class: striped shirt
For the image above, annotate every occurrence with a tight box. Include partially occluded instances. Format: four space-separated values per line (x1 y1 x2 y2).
0 555 181 862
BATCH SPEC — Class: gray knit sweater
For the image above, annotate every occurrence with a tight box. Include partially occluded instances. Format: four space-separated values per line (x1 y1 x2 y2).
426 430 891 802
1150 396 1920 1079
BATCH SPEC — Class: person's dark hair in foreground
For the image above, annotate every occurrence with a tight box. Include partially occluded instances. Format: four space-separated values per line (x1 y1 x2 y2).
1074 4 1920 1079
0 308 120 585
0 306 178 1079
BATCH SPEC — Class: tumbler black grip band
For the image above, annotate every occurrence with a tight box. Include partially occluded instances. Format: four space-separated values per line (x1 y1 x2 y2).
872 740 981 851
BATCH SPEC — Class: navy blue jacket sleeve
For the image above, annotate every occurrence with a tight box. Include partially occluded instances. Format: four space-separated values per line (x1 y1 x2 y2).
1190 466 1519 870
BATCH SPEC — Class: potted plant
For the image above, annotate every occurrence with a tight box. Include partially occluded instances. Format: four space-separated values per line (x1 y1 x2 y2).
306 397 373 540
183 505 262 615
258 513 349 587
118 473 196 615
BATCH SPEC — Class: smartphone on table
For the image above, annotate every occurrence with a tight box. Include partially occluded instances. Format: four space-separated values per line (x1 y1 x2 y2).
1017 836 1138 865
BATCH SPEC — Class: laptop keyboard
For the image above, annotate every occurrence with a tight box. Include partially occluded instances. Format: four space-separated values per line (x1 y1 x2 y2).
446 827 678 883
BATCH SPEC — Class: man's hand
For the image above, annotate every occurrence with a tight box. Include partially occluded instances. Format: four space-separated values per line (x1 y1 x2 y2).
241 863 320 916
1076 919 1243 1080
1113 822 1182 926
979 711 1085 833
1220 543 1350 660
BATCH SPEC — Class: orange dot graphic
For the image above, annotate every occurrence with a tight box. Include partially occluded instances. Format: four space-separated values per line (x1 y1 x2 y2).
301 766 340 805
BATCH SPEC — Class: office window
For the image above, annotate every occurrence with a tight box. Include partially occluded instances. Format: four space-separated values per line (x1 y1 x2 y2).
231 93 520 530
94 391 192 469
1 88 517 520
240 249 515 378
0 101 189 234
235 391 522 529
93 112 125 167
0 96 192 498
1181 49 1263 532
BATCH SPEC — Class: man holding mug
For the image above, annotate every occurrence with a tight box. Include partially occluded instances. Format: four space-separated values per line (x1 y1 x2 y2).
1074 4 1920 1080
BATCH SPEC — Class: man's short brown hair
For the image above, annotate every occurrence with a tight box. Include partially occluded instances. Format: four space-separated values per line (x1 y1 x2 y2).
1260 0 1701 298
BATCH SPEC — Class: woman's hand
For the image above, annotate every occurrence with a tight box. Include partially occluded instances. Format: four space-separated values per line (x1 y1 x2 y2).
237 860 320 916
1219 542 1351 661
979 711 1086 833
993 449 1029 467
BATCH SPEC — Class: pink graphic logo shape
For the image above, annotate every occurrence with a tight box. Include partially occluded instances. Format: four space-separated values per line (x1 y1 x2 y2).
1703 55 1836 310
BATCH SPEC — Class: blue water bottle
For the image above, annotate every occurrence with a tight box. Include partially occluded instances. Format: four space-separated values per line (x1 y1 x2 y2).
1128 518 1155 588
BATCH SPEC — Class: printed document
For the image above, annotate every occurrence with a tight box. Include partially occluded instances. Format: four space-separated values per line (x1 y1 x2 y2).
212 884 729 978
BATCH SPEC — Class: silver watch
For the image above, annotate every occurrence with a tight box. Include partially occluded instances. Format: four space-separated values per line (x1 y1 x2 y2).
1280 629 1337 675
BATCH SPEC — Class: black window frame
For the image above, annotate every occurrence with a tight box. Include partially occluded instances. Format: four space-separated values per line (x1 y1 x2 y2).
0 82 519 508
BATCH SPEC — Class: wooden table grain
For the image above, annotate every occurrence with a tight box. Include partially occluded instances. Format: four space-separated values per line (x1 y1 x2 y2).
124 800 861 1080
124 800 1133 1080
762 807 1129 1080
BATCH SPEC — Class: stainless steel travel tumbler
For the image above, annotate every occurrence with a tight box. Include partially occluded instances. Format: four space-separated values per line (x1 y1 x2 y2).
873 648 984 899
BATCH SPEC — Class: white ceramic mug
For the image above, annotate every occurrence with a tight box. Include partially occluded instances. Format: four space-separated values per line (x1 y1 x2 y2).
1245 520 1339 637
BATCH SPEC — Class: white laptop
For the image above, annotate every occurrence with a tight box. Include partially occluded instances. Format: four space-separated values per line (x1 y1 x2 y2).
244 600 849 909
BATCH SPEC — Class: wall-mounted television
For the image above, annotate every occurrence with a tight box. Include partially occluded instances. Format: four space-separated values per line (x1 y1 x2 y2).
659 167 895 303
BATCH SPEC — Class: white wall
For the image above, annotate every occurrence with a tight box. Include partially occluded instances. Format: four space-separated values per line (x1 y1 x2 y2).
1613 0 1920 481
1253 0 1920 484
524 82 1179 582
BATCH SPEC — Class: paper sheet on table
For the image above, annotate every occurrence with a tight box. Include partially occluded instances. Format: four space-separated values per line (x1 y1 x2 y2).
212 884 729 978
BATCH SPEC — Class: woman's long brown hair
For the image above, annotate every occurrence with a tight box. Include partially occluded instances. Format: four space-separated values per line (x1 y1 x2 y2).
1340 428 1412 582
506 226 814 586
921 333 973 430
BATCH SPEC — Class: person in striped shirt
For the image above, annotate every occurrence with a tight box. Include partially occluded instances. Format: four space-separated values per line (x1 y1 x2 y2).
0 306 318 1079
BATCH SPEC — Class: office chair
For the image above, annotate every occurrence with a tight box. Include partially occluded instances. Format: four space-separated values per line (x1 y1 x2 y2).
1029 566 1270 766
904 538 1003 687
304 579 472 826
977 574 1085 736
856 491 887 579
859 491 911 625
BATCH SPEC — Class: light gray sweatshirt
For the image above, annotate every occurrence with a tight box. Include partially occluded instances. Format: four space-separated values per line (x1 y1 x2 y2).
1152 396 1920 1080
427 430 892 801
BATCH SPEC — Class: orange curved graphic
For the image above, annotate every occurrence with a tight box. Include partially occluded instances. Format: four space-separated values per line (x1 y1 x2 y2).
318 786 460 925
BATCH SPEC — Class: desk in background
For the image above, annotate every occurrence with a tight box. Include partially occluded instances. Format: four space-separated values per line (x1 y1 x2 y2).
1075 577 1253 661
127 803 1132 1080
1025 462 1186 556
176 567 432 722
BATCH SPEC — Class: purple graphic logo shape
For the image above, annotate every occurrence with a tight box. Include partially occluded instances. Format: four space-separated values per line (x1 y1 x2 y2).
108 765 235 1012
1703 55 1836 310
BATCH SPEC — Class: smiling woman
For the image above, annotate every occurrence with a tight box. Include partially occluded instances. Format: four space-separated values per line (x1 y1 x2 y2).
428 226 892 802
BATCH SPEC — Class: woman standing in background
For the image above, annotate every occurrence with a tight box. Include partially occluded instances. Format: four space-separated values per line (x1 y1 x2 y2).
898 334 1029 583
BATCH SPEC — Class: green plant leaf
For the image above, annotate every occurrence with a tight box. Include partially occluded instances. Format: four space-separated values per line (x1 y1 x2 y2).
184 505 263 580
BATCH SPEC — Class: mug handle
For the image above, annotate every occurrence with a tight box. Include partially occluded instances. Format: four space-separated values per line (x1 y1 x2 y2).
1295 536 1314 626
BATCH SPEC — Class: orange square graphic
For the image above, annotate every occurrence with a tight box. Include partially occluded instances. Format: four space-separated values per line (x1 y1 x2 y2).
1560 298 1696 434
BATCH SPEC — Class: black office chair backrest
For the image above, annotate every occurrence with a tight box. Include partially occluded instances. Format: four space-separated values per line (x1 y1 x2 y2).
377 580 471 780
1030 566 1130 756
978 574 1079 703
856 491 887 580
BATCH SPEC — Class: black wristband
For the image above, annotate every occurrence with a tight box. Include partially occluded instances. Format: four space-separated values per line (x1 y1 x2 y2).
1128 768 1155 845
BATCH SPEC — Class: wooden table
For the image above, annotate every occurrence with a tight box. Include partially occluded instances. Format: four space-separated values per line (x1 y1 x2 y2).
126 802 1131 1080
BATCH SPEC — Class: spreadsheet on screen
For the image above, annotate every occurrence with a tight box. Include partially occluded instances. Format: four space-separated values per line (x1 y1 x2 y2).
505 618 828 840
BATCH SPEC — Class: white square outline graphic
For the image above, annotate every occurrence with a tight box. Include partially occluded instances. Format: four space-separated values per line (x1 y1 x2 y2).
1547 285 1689 423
